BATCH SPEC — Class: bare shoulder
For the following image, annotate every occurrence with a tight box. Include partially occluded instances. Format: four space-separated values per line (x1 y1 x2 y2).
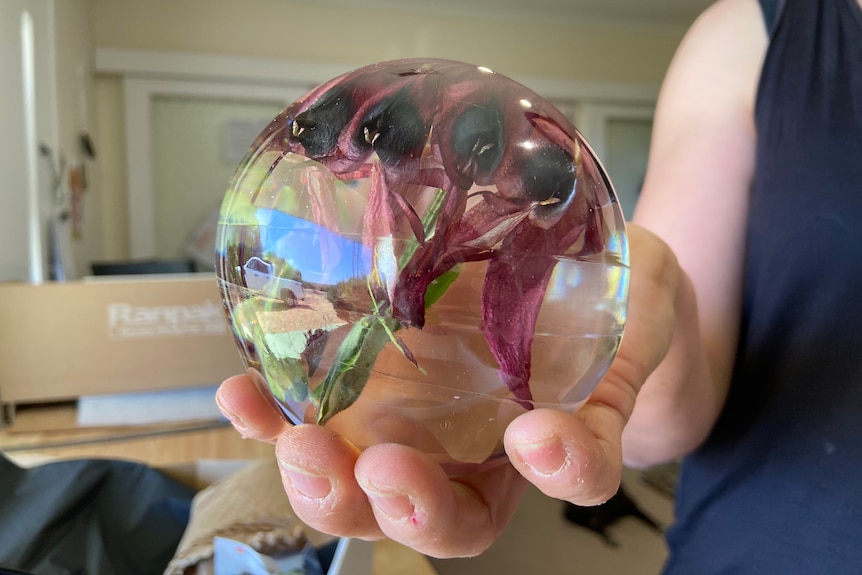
656 0 767 141
635 0 768 239
685 0 766 76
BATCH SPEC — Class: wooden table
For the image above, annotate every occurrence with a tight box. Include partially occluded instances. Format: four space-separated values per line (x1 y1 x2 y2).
0 403 436 575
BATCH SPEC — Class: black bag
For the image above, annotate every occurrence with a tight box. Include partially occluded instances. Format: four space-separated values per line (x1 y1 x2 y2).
0 454 194 575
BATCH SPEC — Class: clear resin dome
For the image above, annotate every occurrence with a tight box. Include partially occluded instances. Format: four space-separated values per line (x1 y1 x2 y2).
216 58 629 476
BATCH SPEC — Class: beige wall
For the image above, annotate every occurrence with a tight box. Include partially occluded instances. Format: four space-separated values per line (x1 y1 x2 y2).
89 0 690 262
90 0 686 82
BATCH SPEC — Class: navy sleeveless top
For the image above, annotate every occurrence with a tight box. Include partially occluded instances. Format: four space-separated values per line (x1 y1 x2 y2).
662 1 862 573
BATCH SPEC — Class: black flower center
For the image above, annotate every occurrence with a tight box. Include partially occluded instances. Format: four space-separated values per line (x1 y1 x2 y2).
353 89 426 167
451 101 505 183
520 145 576 206
289 86 353 157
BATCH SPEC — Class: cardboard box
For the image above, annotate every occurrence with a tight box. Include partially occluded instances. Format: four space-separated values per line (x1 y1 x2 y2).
0 274 244 410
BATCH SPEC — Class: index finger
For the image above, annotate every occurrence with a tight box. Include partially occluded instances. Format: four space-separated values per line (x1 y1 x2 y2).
216 371 292 443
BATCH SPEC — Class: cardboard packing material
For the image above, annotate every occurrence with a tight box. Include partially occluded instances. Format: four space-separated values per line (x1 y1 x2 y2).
162 458 372 575
0 274 244 411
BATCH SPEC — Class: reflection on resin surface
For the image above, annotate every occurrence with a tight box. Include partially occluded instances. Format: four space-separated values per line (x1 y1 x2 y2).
215 58 629 475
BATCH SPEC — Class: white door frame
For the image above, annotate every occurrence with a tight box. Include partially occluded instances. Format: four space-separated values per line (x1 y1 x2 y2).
121 78 304 258
576 102 655 161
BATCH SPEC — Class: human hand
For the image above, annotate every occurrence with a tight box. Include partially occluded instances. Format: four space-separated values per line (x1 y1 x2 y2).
215 223 680 558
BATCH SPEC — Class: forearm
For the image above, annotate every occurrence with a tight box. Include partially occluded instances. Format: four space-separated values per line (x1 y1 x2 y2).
621 269 725 468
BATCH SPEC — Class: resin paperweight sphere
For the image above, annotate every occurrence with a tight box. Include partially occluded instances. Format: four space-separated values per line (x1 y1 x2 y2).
215 58 629 476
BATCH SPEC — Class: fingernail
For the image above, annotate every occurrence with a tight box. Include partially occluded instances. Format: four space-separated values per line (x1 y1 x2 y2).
247 368 289 420
365 490 415 520
215 393 252 437
515 437 569 476
278 459 332 500
359 481 426 526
